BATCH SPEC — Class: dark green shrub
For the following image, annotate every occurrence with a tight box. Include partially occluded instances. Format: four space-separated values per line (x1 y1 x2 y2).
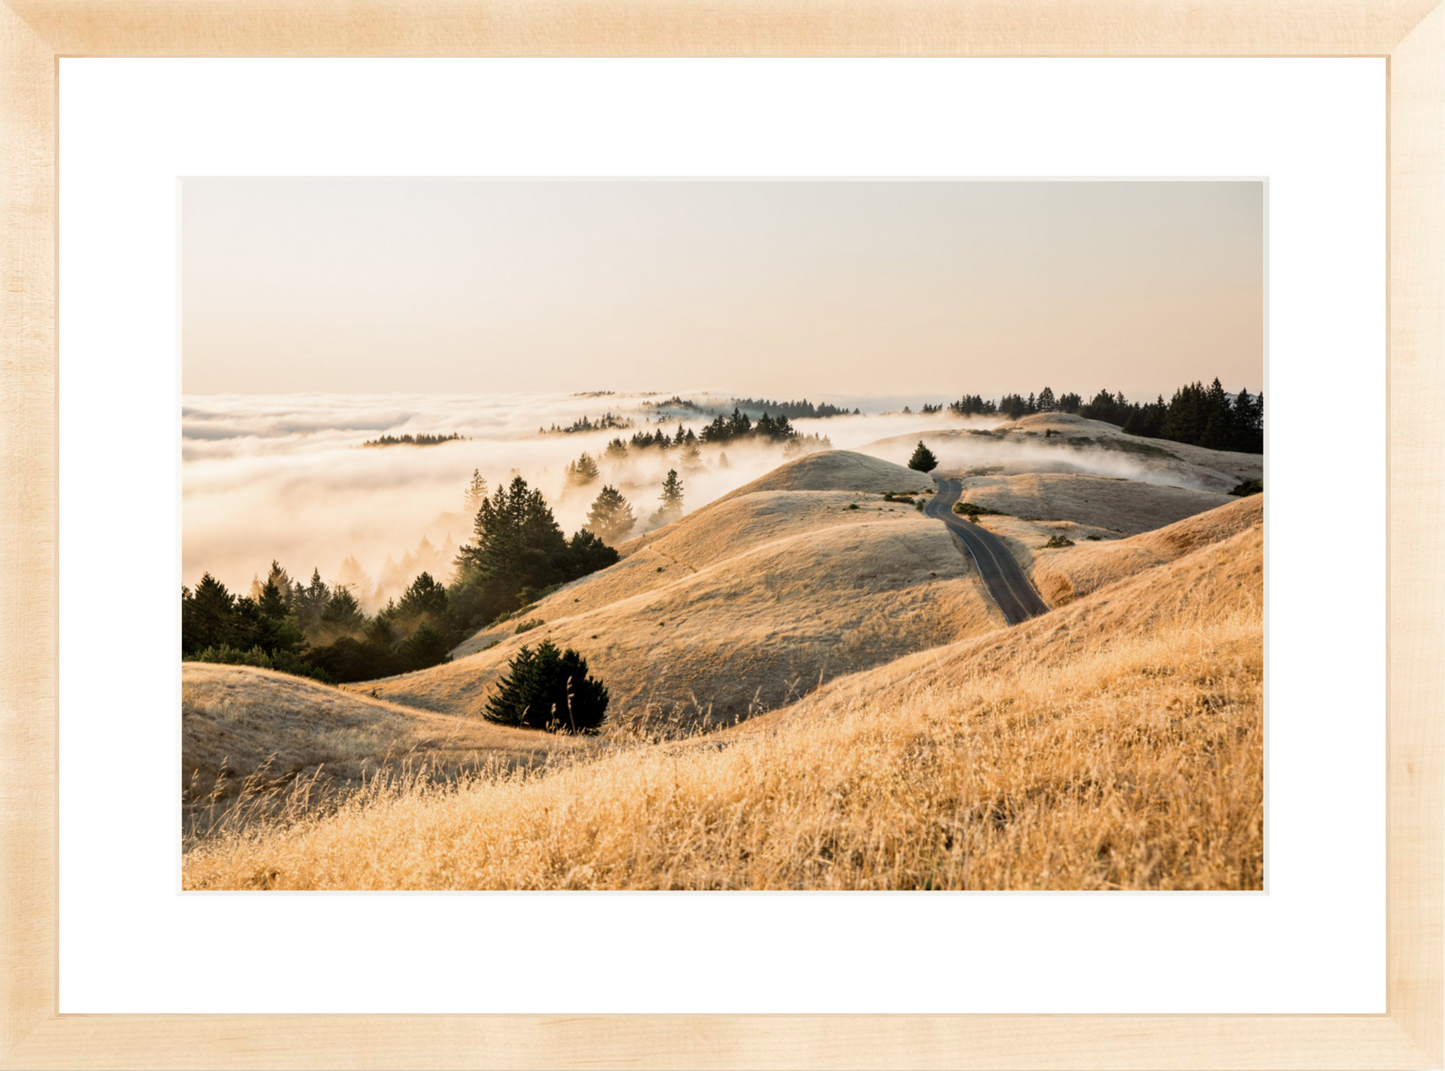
1229 478 1263 497
952 501 1004 518
483 640 609 734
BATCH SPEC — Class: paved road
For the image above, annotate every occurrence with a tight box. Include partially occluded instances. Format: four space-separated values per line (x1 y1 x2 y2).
924 477 1051 625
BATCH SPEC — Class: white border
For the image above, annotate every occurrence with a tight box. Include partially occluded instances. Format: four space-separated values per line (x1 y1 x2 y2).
59 58 1384 1014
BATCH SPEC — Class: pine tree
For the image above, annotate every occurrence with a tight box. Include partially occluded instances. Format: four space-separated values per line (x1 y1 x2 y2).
661 469 684 509
482 640 609 733
648 469 685 529
183 573 236 654
1037 386 1057 412
395 572 449 622
907 441 939 472
451 475 570 622
464 469 489 513
257 578 289 621
718 451 730 469
250 559 293 604
292 568 331 633
320 586 365 633
585 484 636 544
564 452 601 486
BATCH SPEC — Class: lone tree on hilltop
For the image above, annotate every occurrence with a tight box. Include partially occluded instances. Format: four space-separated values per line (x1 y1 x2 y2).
907 441 939 472
483 639 609 733
585 484 636 544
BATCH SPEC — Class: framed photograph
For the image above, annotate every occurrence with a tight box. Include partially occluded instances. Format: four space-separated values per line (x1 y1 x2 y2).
3 2 1440 1068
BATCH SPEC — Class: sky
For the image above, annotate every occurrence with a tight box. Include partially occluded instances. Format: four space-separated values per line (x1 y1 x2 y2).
181 179 1264 400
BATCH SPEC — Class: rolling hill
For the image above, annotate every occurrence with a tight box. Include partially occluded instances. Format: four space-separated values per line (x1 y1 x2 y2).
363 451 1002 728
183 492 1263 891
182 663 589 814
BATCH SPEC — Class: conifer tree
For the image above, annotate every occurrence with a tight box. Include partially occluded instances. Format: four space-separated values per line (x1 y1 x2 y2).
320 585 365 633
183 573 235 654
454 476 568 604
464 469 489 513
585 484 636 544
394 572 450 622
649 469 685 528
564 452 601 486
482 640 609 733
907 441 939 472
660 469 683 509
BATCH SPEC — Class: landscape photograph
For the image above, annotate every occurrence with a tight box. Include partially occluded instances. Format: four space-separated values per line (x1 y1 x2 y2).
180 178 1265 891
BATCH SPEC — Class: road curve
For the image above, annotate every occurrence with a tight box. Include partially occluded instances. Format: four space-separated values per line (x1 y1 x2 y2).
924 477 1051 625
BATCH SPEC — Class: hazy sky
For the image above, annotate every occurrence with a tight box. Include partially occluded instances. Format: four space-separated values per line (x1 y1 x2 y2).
182 179 1263 399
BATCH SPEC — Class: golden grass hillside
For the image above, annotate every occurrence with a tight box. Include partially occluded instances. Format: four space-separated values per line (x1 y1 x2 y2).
366 501 1003 729
182 663 588 813
742 501 1262 728
1022 494 1263 606
182 504 1263 891
714 448 936 497
449 451 934 660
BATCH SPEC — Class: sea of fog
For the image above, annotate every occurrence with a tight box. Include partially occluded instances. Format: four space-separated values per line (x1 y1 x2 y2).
181 391 992 607
182 390 1217 609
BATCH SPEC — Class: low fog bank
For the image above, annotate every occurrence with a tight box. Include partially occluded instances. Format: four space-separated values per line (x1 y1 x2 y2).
856 428 1233 493
183 392 987 606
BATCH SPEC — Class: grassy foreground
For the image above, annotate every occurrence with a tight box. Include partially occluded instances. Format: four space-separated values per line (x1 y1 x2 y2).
183 549 1261 891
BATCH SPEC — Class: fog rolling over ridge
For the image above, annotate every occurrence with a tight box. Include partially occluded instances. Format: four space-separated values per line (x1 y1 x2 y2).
181 390 1218 603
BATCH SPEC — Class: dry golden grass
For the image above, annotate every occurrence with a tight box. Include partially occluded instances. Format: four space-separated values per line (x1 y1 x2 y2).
367 507 1003 728
182 663 589 815
1024 494 1263 606
183 513 1262 891
959 471 1234 535
371 451 999 727
714 448 935 498
452 485 939 655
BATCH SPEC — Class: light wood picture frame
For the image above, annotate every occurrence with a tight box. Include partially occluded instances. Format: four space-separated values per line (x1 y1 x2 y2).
2 2 1440 1067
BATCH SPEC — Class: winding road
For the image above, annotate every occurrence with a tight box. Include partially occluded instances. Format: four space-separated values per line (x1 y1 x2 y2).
924 477 1051 625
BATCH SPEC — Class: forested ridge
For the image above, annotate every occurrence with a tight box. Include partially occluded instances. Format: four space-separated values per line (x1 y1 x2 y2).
183 473 621 684
946 378 1264 453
